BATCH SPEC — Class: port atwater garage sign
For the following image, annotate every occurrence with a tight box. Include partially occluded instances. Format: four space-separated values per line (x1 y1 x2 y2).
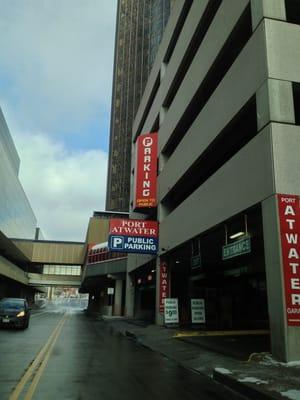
108 219 159 255
278 194 300 326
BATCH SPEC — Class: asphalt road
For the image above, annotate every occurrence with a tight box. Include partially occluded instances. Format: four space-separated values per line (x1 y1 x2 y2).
0 307 246 400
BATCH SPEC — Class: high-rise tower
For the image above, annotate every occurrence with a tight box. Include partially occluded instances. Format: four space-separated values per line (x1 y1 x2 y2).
106 0 172 212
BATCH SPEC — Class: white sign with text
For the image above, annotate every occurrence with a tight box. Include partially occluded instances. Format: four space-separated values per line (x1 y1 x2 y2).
164 298 179 324
191 299 205 324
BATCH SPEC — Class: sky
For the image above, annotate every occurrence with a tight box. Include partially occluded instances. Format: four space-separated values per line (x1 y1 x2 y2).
0 0 118 241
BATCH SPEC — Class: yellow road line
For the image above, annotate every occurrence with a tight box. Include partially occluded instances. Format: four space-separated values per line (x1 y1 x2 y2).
173 329 270 338
24 316 67 400
9 313 67 400
31 311 66 318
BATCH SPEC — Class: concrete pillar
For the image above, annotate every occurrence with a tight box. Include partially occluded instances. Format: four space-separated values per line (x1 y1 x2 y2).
0 280 5 298
104 304 113 317
87 293 93 310
87 292 102 313
251 0 286 31
48 287 54 301
26 290 35 305
256 59 298 361
256 79 295 131
262 195 300 361
125 272 134 317
113 279 123 316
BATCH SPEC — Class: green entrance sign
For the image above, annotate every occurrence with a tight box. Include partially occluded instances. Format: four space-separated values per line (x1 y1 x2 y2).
191 255 201 269
222 237 251 260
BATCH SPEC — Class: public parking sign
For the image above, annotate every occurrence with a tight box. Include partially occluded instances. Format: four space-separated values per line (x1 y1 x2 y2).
109 235 158 254
108 219 159 255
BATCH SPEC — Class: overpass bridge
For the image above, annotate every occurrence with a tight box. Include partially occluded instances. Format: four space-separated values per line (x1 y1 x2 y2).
28 273 81 287
12 239 86 265
0 236 86 299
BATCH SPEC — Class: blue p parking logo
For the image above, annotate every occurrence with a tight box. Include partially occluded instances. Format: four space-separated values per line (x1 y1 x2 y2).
110 236 124 250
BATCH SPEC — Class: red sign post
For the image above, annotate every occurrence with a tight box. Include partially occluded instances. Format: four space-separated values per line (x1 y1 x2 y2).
277 194 300 326
134 132 158 209
159 262 169 314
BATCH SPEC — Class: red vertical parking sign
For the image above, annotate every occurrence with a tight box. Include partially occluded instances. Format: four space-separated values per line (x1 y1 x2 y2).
133 132 158 209
278 194 300 326
159 262 169 314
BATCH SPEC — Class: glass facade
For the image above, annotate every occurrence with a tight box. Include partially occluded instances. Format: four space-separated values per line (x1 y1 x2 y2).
0 108 37 239
149 0 171 67
106 0 172 212
43 265 81 276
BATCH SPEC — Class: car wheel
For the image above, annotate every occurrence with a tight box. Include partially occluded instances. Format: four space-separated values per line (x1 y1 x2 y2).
23 320 29 329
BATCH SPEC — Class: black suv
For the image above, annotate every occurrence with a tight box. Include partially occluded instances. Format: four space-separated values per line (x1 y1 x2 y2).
0 298 30 329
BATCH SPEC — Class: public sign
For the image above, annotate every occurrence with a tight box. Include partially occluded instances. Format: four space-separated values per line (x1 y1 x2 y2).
222 237 251 260
107 288 114 295
108 219 159 255
133 132 158 209
159 262 169 314
191 299 205 324
278 194 300 326
164 298 179 324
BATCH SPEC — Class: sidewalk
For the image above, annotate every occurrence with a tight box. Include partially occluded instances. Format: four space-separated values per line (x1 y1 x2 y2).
100 316 300 400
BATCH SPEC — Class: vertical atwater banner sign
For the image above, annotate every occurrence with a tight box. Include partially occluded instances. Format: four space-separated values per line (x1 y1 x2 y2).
159 262 169 314
134 132 158 209
277 194 300 326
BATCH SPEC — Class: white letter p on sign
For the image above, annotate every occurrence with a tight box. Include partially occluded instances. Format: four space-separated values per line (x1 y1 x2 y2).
112 236 123 249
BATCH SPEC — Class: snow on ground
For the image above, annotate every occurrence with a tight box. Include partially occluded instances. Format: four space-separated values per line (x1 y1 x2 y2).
285 361 300 367
238 377 268 385
214 368 232 374
280 390 300 400
260 355 300 368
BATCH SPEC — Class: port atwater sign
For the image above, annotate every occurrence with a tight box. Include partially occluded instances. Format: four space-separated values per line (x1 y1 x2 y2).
108 219 159 255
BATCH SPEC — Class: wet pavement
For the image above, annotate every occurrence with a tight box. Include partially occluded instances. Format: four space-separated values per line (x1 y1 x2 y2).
178 333 270 360
0 308 247 400
101 317 300 400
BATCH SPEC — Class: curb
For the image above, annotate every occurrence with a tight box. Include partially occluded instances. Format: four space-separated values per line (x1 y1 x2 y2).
104 320 281 400
213 371 281 400
125 330 137 339
122 328 256 399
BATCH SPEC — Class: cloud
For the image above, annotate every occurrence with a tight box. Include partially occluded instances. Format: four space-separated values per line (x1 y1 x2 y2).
0 0 117 137
13 130 108 241
0 1 115 241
